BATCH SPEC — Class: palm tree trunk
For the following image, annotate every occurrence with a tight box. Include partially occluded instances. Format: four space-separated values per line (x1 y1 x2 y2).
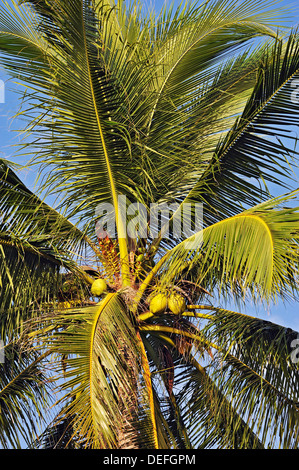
116 341 140 449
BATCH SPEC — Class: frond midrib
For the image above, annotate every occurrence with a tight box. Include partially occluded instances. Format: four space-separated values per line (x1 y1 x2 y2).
80 2 130 286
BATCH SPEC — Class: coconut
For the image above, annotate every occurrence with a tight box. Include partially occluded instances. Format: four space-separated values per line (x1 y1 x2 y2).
91 278 107 297
136 254 144 263
149 293 168 315
168 293 186 315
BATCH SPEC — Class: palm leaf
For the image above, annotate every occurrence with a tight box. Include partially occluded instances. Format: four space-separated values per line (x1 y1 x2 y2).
175 358 265 448
30 293 160 448
151 193 299 304
0 342 50 449
0 159 99 338
0 158 95 257
139 305 299 448
146 0 280 131
191 306 299 448
183 31 299 225
0 233 61 338
185 305 299 448
0 0 50 82
31 412 79 449
139 318 264 448
147 30 299 241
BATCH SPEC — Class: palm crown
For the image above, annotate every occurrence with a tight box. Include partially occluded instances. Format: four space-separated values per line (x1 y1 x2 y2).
1 0 299 449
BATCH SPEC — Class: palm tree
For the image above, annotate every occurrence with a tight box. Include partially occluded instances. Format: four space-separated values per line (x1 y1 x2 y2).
1 0 299 449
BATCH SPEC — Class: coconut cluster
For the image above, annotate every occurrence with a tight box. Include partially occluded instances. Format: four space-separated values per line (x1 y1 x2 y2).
90 276 187 318
149 292 186 316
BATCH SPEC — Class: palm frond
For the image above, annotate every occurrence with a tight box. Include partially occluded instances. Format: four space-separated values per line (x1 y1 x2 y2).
30 293 160 448
0 158 95 258
175 358 265 448
183 30 299 225
199 308 299 448
139 317 264 448
0 341 50 449
0 233 60 338
152 193 299 304
0 159 99 338
147 0 280 131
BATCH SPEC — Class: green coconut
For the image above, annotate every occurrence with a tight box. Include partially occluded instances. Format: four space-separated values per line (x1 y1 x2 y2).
136 253 144 262
168 293 186 315
149 293 168 315
91 278 107 297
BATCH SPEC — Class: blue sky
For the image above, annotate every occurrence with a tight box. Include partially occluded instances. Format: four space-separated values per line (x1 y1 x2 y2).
1 0 299 333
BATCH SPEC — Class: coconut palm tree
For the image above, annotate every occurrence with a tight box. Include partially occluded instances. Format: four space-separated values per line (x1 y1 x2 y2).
1 0 299 449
